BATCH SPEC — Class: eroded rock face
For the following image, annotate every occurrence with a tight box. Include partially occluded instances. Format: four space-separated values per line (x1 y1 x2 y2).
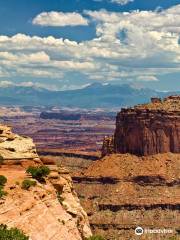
102 96 180 156
101 136 114 157
74 153 180 240
0 125 91 240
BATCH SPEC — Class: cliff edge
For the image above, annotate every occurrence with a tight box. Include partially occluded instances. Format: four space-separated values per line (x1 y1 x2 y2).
0 124 91 240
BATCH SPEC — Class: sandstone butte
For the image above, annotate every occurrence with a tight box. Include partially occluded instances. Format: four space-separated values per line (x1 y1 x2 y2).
0 124 92 240
74 96 180 240
102 96 180 157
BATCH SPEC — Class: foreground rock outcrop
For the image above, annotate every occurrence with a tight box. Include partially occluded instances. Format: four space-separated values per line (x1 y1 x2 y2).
0 124 91 240
102 96 180 156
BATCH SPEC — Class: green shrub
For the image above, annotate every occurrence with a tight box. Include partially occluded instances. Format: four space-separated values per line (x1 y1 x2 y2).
0 175 7 199
0 224 29 240
21 179 36 190
0 175 7 186
26 166 50 181
86 235 105 240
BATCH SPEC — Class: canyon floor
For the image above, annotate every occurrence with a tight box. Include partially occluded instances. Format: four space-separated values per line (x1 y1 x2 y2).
0 106 115 173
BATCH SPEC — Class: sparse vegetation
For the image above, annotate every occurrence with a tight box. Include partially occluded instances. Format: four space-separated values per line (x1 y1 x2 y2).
86 235 105 240
0 175 7 186
0 224 29 240
26 166 50 181
21 179 36 190
0 175 7 199
0 186 7 198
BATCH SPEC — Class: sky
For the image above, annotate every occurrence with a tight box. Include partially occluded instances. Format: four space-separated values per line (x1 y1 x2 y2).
0 0 180 91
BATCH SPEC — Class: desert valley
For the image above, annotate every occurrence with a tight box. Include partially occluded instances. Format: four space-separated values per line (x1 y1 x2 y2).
0 1 180 239
0 95 179 240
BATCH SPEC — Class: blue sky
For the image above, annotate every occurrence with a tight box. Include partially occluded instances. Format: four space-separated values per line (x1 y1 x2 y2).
0 0 180 91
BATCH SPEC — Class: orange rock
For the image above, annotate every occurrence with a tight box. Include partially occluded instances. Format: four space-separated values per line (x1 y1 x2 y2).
102 96 180 156
0 124 92 240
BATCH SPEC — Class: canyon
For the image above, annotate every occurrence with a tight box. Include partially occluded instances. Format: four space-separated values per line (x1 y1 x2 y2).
0 107 115 173
0 95 179 239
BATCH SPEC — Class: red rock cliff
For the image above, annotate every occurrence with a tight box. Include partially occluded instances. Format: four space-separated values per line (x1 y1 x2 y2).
102 96 180 156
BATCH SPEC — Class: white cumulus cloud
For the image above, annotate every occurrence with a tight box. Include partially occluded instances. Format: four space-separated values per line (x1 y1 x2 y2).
32 11 88 27
0 4 180 89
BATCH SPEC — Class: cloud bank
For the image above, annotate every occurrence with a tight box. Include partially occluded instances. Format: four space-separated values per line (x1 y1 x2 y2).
0 5 180 89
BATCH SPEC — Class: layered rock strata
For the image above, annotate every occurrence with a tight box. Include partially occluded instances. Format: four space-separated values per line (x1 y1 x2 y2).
0 124 91 240
74 153 180 240
102 96 180 156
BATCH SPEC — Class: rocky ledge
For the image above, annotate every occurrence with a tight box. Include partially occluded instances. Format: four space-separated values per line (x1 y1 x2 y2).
0 124 91 240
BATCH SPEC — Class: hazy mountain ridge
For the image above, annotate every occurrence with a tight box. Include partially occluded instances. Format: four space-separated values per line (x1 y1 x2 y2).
0 83 179 108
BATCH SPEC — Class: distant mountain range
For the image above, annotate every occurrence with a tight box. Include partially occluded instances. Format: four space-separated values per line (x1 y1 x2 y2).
0 83 179 109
